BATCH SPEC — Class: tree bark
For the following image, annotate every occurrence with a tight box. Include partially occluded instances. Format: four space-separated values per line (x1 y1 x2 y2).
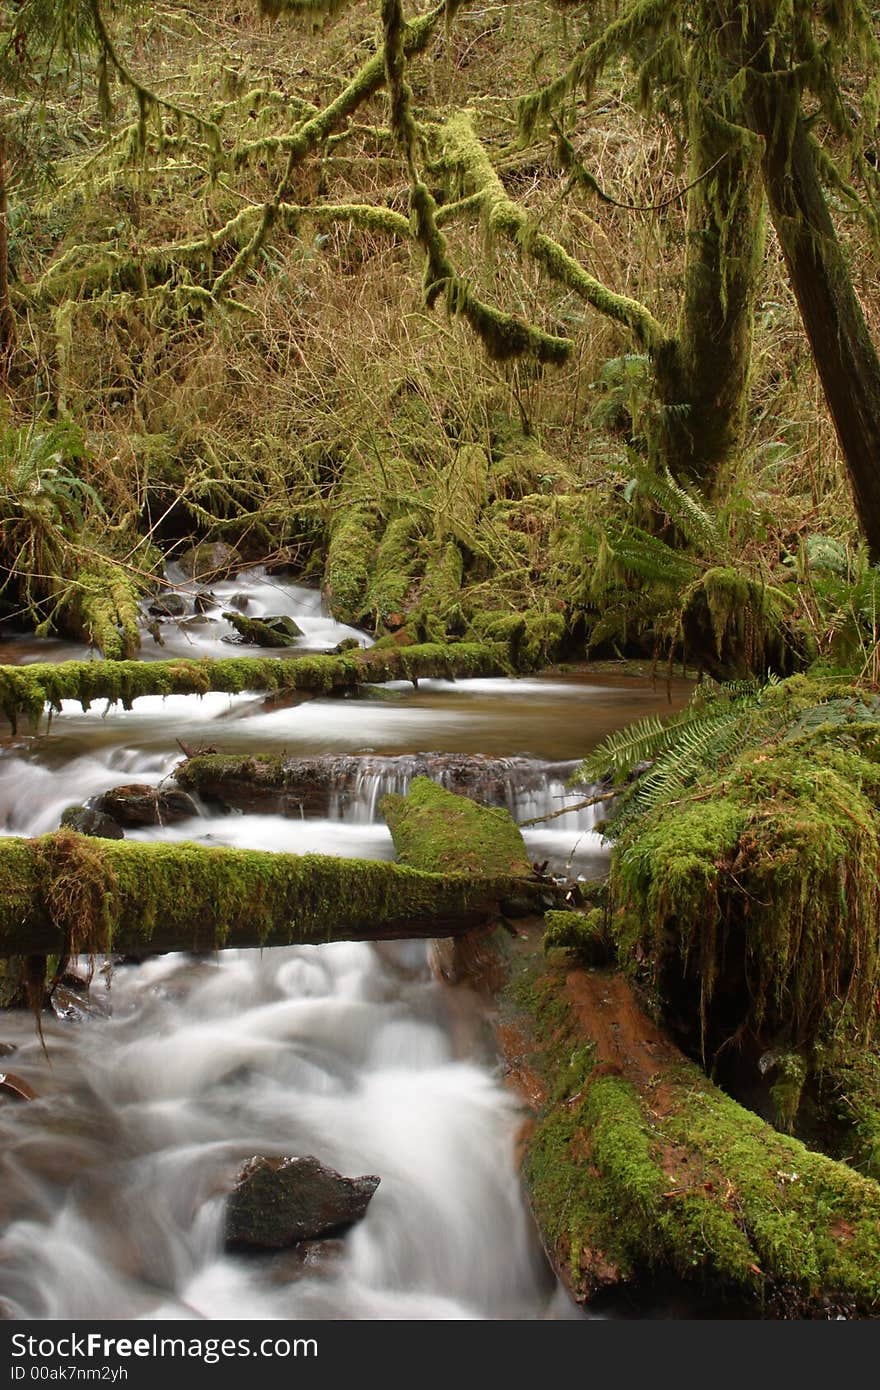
658 94 765 489
746 81 880 559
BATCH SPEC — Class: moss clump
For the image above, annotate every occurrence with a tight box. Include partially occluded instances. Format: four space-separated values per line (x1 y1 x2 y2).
681 566 790 678
544 908 609 965
70 561 143 661
610 693 880 1054
418 541 465 642
817 1047 880 1181
382 776 533 878
769 1053 808 1135
364 513 423 628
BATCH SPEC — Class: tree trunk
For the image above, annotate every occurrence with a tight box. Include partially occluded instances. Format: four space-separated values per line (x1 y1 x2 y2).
0 124 15 375
658 94 765 489
747 82 880 559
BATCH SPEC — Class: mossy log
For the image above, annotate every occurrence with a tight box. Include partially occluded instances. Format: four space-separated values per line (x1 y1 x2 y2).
174 751 577 818
504 946 880 1315
0 831 533 958
0 640 509 732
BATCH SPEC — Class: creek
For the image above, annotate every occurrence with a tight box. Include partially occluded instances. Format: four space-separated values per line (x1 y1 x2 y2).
0 569 692 1320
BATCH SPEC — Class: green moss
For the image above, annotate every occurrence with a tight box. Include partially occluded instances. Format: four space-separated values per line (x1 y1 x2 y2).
817 1047 880 1181
324 505 380 624
769 1054 808 1135
0 641 511 732
681 566 790 677
611 690 880 1052
382 776 532 877
0 829 527 958
71 561 143 661
544 908 609 964
365 513 423 627
418 541 464 642
507 953 880 1311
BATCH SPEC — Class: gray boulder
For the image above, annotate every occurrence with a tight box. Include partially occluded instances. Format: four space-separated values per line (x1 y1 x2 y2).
224 1155 380 1252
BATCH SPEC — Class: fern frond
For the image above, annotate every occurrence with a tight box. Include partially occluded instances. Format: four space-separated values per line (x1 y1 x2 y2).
628 465 725 560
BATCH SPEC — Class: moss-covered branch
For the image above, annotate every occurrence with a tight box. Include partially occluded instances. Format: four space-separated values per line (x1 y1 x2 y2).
0 640 510 732
517 0 679 140
0 831 529 958
440 112 667 353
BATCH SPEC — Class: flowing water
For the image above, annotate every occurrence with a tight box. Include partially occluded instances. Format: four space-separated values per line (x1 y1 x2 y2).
0 569 692 1321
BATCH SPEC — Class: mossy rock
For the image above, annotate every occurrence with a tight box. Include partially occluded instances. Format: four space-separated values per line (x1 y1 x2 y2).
381 776 532 878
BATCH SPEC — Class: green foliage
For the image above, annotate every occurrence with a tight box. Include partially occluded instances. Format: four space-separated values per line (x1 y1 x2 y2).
596 676 880 1055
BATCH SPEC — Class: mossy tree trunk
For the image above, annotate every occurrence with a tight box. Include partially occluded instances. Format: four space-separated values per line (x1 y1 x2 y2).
657 92 765 490
745 84 880 559
0 124 14 376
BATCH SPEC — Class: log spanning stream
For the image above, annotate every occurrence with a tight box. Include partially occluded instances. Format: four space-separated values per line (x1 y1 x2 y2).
0 569 691 1321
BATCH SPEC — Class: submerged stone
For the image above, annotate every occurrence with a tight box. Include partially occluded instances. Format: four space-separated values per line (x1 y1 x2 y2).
60 805 125 840
224 1155 380 1251
91 784 198 828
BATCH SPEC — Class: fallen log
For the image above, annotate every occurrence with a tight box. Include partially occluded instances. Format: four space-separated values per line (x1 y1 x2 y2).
0 831 532 958
0 640 509 733
380 781 880 1313
174 751 582 818
502 937 880 1316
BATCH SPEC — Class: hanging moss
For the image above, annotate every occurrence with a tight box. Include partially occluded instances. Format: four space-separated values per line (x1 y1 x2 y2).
681 566 791 678
817 1047 880 1182
62 560 144 661
440 111 666 354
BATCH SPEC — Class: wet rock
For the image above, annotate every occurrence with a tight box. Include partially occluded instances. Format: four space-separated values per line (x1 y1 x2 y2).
0 1043 17 1057
177 541 240 581
49 985 110 1023
193 591 217 615
147 593 188 618
91 784 199 828
228 593 251 612
222 612 303 647
60 805 125 840
331 637 363 654
224 1155 380 1252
